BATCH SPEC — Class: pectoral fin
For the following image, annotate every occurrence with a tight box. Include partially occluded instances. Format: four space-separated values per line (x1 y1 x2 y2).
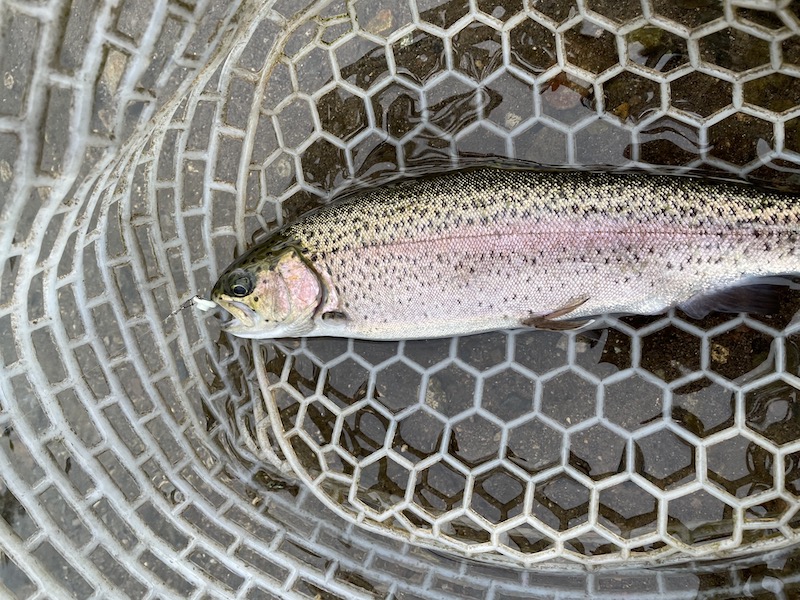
315 309 350 331
321 310 349 322
522 295 594 331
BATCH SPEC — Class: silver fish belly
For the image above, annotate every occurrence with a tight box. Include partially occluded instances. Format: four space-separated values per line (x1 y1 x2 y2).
211 169 800 340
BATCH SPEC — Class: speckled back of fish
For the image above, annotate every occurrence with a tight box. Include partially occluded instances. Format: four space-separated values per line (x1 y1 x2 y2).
211 169 800 340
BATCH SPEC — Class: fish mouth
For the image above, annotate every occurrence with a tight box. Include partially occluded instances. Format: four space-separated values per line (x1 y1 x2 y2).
215 297 259 329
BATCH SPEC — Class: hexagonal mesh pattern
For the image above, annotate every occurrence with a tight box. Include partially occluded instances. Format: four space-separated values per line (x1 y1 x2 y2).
2 0 800 597
247 0 800 568
263 315 800 566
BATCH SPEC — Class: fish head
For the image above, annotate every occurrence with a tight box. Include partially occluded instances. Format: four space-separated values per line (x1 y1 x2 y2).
211 245 323 338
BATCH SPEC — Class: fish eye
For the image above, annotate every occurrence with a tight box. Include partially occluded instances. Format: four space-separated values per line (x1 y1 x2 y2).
226 270 254 297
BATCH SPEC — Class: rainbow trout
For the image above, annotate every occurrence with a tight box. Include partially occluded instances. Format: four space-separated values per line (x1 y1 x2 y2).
209 169 800 340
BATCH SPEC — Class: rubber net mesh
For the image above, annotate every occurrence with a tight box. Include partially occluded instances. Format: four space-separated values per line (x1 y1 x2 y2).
2 0 800 597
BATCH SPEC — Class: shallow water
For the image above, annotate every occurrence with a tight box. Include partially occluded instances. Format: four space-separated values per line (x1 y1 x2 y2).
2 0 800 597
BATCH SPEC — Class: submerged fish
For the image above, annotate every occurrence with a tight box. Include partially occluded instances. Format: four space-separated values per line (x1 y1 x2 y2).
210 168 800 340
